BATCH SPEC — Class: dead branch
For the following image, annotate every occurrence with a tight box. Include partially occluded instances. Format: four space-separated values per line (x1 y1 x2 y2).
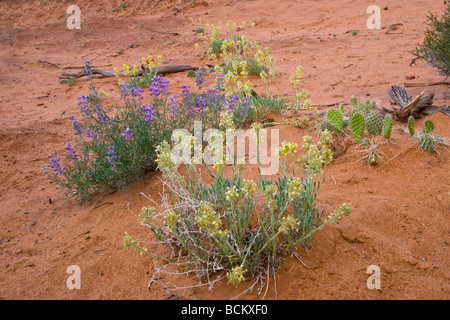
59 65 198 82
404 81 450 87
382 85 449 121
409 56 421 67
62 64 112 69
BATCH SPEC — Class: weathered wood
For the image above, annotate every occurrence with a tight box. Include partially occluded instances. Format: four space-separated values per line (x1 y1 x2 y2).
382 85 449 121
59 65 198 81
405 81 450 87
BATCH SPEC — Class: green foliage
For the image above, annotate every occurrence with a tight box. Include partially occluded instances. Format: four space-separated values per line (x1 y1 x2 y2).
350 112 365 143
383 115 393 140
231 95 286 129
412 119 446 154
66 77 77 86
365 111 383 136
193 27 205 34
124 128 351 291
43 71 228 203
412 3 450 76
209 39 224 54
223 58 268 76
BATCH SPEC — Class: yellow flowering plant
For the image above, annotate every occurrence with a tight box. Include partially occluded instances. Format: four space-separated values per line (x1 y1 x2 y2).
124 112 351 294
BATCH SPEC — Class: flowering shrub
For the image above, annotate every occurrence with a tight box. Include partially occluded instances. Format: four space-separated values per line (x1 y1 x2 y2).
123 121 351 295
43 61 255 203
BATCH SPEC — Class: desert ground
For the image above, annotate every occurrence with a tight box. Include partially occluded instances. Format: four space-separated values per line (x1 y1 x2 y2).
0 0 449 300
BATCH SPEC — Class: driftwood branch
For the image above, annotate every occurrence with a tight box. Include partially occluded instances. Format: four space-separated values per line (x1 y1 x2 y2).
405 81 450 87
382 85 449 121
59 65 198 82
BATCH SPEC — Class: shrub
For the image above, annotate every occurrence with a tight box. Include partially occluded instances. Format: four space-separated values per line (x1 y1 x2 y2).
43 61 234 203
410 119 447 154
123 124 351 295
412 2 450 76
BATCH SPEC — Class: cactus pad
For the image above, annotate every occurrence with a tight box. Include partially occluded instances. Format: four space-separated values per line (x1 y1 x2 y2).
326 108 344 130
407 116 415 136
383 115 393 140
365 111 383 136
424 120 435 134
418 135 437 154
350 112 365 143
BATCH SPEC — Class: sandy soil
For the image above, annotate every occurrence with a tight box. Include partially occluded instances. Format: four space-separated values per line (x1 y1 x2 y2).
0 0 449 300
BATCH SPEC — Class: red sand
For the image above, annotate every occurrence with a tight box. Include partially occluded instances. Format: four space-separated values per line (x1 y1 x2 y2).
0 0 449 300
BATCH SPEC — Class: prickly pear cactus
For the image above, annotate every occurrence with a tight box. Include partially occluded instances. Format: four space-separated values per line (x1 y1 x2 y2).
326 108 343 130
365 111 383 136
383 115 393 140
350 96 358 107
338 103 345 113
418 135 437 154
424 119 435 135
407 116 415 136
365 100 375 112
350 112 365 143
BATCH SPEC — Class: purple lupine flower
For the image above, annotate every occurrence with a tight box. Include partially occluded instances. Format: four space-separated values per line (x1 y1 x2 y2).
86 129 97 139
107 145 118 169
195 69 205 90
239 96 252 117
65 143 78 162
187 105 196 119
78 94 91 117
181 84 191 98
84 61 93 80
206 87 218 101
215 73 225 92
120 83 144 104
48 152 65 175
227 94 240 113
131 87 144 101
119 82 130 102
196 95 208 113
94 103 108 124
121 127 134 141
70 116 83 136
142 105 157 122
149 76 169 97
167 94 179 119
